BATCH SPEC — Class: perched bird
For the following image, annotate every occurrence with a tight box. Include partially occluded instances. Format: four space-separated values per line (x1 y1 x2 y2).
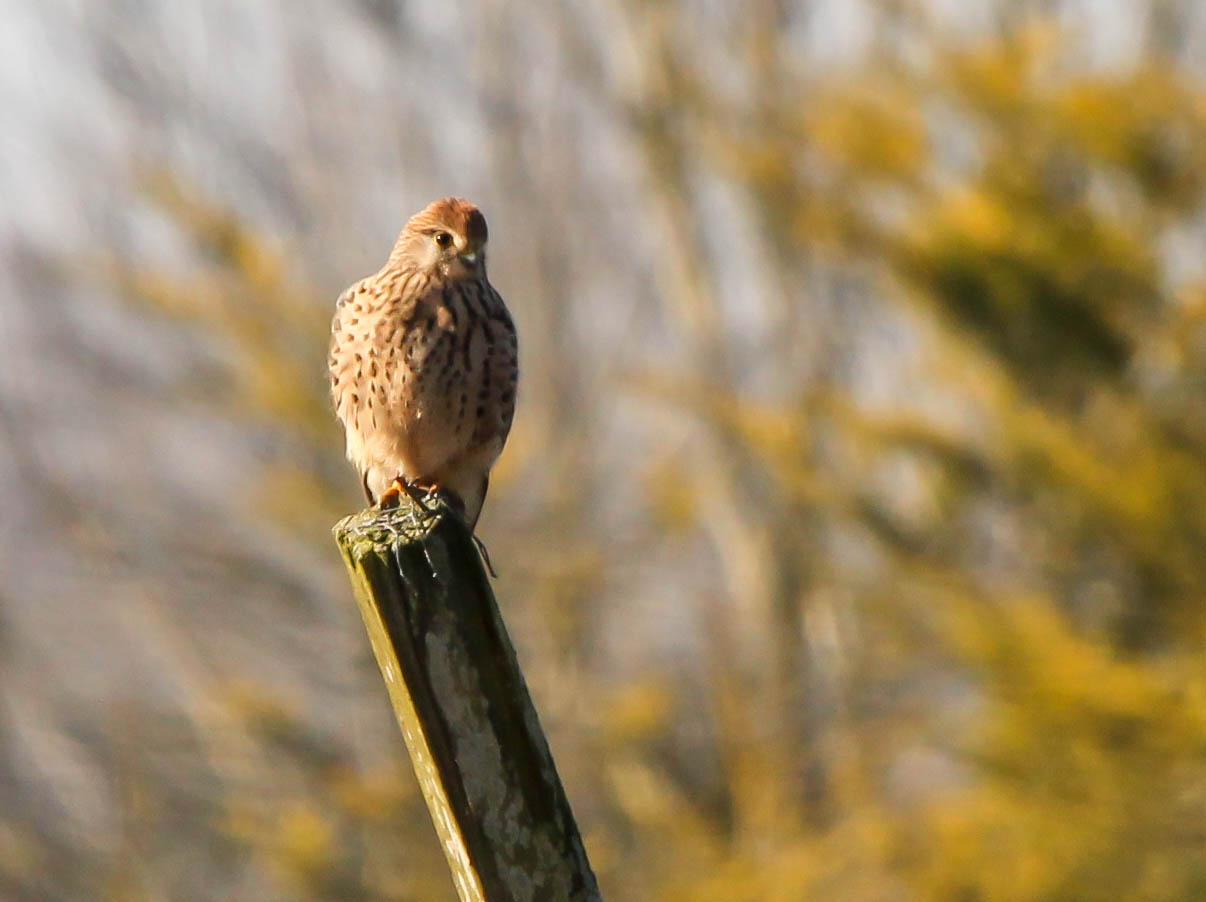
329 197 518 531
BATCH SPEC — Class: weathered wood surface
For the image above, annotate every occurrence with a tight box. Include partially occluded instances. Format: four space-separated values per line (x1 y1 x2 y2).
333 500 601 902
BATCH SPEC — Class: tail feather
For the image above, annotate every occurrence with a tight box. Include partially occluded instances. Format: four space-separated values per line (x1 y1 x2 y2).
462 473 489 532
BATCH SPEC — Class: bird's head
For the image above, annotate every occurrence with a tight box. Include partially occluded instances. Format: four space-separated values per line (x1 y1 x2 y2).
390 197 488 280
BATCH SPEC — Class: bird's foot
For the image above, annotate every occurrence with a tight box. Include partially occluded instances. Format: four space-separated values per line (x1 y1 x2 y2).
376 479 404 509
379 478 436 513
377 480 497 577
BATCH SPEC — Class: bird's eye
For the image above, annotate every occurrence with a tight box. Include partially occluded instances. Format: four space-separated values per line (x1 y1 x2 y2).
434 231 453 249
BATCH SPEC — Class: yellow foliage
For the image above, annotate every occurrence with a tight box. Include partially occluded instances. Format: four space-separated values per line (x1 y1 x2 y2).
94 11 1206 902
326 762 416 822
807 83 927 180
928 187 1014 250
602 680 677 745
271 802 336 885
944 23 1065 121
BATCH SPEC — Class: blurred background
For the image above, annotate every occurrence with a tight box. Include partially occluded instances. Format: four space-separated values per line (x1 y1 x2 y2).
2 0 1206 899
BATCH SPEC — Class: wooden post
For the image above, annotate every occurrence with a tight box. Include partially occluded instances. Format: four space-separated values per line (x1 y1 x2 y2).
333 501 602 902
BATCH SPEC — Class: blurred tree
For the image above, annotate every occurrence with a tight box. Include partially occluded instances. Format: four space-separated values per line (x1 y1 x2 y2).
7 1 1206 900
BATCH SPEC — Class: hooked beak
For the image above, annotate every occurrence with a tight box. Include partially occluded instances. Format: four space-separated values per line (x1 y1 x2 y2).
459 250 478 266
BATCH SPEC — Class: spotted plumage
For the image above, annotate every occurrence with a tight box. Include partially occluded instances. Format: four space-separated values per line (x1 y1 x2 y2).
328 198 518 529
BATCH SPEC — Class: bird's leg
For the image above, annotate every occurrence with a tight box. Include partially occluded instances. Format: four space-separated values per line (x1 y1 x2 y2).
402 480 437 512
376 480 403 509
378 477 434 513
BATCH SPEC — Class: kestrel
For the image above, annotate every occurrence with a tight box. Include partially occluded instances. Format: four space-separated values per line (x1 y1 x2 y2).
329 198 518 531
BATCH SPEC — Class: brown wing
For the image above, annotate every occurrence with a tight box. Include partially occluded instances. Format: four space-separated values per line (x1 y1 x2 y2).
473 281 518 451
328 280 365 415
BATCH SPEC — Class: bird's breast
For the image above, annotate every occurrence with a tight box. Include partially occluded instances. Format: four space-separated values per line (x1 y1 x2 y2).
330 274 515 483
